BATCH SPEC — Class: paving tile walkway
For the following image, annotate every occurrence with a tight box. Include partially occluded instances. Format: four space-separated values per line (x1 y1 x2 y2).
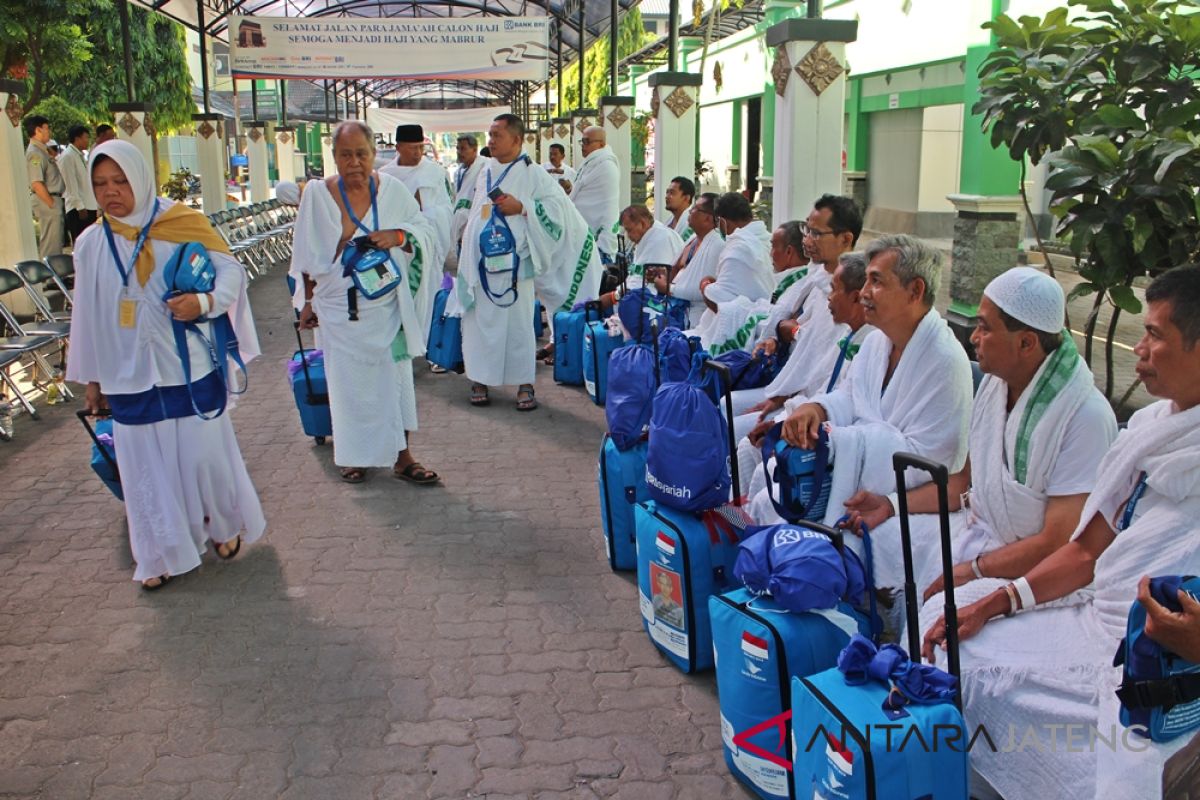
0 267 755 799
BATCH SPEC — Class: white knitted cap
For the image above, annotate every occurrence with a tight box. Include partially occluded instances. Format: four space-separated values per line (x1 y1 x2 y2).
983 267 1065 333
275 180 301 206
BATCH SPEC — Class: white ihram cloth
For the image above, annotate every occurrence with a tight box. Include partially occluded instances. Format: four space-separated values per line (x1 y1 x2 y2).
380 158 454 305
763 261 825 341
458 156 597 385
735 322 872 498
669 231 724 332
692 221 773 343
450 156 488 256
873 352 1115 594
631 221 683 273
543 161 576 184
291 175 430 466
918 400 1200 800
750 308 973 544
66 140 264 581
569 146 620 255
756 267 838 404
668 205 693 240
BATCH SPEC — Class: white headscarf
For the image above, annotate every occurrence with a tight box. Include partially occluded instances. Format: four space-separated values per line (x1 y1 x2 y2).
275 180 301 206
87 139 163 228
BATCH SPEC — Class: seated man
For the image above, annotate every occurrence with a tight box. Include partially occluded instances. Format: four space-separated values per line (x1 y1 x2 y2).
750 234 973 537
734 252 874 496
656 192 723 315
921 265 1200 800
844 267 1117 598
755 194 862 364
692 192 774 352
663 175 696 241
619 204 684 278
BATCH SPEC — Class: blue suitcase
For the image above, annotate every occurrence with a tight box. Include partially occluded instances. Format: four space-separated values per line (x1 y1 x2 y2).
790 453 969 800
427 287 464 372
553 301 603 386
711 586 871 800
291 323 332 445
583 320 624 405
78 410 123 501
635 500 751 672
598 434 649 570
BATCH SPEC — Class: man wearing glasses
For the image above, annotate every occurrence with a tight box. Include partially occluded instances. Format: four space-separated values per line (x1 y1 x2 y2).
566 126 620 262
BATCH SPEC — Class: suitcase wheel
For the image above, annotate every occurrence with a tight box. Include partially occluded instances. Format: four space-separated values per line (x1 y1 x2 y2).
315 436 326 445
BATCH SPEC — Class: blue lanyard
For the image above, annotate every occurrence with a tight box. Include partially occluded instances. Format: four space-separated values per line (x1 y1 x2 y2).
486 155 528 194
456 163 471 193
1118 471 1149 532
338 176 378 235
102 201 159 288
825 335 855 393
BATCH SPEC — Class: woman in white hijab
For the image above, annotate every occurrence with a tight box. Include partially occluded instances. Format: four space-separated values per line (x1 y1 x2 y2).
67 140 266 590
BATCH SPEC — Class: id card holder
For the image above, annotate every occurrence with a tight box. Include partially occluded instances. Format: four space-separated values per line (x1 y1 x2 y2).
484 254 510 273
118 293 137 328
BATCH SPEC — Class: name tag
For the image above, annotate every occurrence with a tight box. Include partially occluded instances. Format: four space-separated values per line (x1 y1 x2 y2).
480 203 492 221
119 297 137 328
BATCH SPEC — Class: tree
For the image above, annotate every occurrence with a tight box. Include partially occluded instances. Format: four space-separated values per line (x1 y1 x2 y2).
974 0 1200 403
62 0 195 132
25 95 93 142
0 0 93 109
557 9 653 114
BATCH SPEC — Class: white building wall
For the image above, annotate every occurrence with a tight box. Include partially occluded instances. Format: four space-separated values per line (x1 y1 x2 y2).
698 102 735 194
916 104 963 215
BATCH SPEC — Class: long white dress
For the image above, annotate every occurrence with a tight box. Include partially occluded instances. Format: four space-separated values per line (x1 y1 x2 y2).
569 146 621 256
67 147 265 582
290 175 431 465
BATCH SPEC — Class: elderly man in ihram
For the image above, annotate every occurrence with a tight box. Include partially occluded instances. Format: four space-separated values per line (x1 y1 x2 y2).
293 121 439 485
450 134 487 254
566 125 620 261
620 204 683 277
921 265 1200 800
68 140 264 591
751 234 973 540
846 267 1117 603
458 114 600 411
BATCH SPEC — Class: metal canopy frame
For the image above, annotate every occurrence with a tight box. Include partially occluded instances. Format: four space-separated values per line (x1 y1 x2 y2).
134 0 637 106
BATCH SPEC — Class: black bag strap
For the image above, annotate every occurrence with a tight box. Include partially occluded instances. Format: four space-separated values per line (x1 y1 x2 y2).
1117 673 1200 710
77 409 120 479
702 359 741 507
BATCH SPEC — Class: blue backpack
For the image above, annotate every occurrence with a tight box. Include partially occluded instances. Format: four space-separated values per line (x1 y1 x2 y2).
161 242 248 420
1115 575 1200 743
605 344 658 451
657 326 696 384
714 349 782 391
645 375 730 513
760 423 833 523
618 287 689 343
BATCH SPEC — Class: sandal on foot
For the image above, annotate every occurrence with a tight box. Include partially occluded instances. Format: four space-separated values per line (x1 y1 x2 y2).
536 344 554 360
516 386 539 412
216 535 242 560
469 384 491 406
141 574 172 592
429 364 448 374
395 462 440 485
340 467 367 483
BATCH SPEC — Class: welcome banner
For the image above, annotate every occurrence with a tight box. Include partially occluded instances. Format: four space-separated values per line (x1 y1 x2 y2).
229 16 550 81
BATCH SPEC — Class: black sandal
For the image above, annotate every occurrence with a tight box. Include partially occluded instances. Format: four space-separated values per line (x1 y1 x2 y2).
216 535 242 560
470 384 491 406
141 574 172 592
340 467 367 483
395 462 440 485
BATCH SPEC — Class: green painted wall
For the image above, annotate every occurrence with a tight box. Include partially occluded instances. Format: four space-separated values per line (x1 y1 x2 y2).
957 44 1021 196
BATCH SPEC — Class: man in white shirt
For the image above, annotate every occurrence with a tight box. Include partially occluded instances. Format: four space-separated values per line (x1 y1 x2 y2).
58 123 97 244
451 134 487 249
542 143 576 189
664 176 695 241
619 204 683 277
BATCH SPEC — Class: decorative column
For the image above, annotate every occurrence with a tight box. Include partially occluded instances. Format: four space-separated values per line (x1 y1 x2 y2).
766 17 857 229
320 125 334 179
193 113 225 214
522 127 539 162
275 126 296 184
537 121 553 165
0 81 38 266
246 122 270 202
570 108 596 168
599 96 634 211
551 117 572 167
945 194 1023 348
110 102 158 185
648 72 701 222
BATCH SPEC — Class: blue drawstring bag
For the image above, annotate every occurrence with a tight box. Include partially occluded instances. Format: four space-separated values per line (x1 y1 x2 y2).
760 422 833 523
645 376 730 512
734 522 849 612
618 288 689 344
713 349 781 390
1115 575 1200 743
605 344 658 451
657 327 696 384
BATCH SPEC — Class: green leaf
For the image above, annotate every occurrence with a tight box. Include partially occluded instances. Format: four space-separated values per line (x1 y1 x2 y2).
1068 282 1099 301
1158 101 1200 130
1108 285 1143 314
1091 104 1142 129
1075 135 1121 169
1153 142 1197 183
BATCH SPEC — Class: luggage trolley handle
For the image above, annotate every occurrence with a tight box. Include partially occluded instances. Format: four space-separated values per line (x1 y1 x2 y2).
891 452 960 687
293 321 327 405
77 408 120 479
703 359 742 507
